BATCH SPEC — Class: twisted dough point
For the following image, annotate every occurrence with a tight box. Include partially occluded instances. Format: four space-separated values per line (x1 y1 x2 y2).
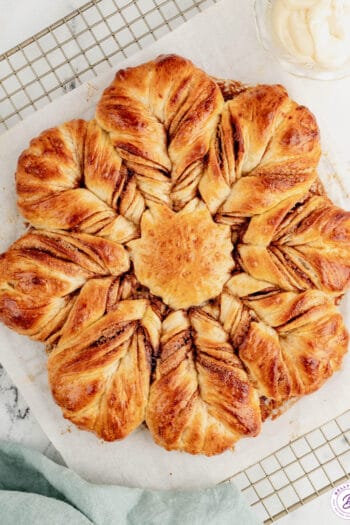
146 309 261 455
220 273 349 418
16 119 141 241
48 277 161 441
0 230 129 342
96 54 224 209
200 84 321 217
239 196 350 293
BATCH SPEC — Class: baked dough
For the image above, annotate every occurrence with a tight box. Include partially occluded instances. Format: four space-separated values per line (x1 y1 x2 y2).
128 199 234 309
0 54 349 455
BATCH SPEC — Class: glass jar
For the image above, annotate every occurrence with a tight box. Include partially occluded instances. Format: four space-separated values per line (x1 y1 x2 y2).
254 0 350 80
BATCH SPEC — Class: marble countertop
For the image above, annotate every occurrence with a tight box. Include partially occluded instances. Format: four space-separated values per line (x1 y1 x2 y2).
0 364 63 463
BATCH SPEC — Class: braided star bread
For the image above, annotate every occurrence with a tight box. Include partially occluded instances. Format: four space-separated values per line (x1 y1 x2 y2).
1 55 349 456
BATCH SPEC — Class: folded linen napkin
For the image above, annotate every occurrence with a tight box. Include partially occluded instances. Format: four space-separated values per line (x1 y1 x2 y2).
0 441 261 525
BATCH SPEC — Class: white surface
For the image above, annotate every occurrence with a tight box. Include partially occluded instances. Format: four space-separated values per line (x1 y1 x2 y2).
0 0 87 54
0 0 350 522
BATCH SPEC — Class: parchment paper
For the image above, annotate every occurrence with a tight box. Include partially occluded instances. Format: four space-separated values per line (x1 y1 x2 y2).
0 0 350 490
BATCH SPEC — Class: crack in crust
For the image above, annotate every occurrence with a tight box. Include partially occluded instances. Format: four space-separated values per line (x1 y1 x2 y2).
0 54 349 455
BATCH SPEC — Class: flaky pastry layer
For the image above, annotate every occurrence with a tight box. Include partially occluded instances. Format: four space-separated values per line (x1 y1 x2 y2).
0 54 349 455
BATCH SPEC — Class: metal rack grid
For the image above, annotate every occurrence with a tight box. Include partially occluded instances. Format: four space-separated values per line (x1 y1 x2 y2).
229 409 350 523
0 1 349 522
0 0 217 133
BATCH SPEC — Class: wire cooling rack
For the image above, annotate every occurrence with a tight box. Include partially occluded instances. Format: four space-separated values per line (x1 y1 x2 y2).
0 0 217 132
0 1 349 522
229 409 350 523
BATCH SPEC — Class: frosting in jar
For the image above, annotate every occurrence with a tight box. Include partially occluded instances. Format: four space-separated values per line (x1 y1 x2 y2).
271 0 350 69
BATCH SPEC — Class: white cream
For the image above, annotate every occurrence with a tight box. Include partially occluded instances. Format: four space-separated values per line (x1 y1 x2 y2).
271 0 350 69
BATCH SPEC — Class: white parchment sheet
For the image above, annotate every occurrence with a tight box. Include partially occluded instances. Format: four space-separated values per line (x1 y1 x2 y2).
0 0 350 489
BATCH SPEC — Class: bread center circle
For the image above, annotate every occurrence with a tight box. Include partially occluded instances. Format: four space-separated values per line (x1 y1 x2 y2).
128 199 234 309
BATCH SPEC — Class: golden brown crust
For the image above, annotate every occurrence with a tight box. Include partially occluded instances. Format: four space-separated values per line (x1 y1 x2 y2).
128 199 234 309
16 119 139 241
0 54 349 455
146 309 261 455
239 196 350 293
96 54 224 210
48 278 160 441
221 273 348 411
0 230 129 341
200 84 321 216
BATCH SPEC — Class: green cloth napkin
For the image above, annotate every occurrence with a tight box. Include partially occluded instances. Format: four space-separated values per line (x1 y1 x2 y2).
0 441 261 525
